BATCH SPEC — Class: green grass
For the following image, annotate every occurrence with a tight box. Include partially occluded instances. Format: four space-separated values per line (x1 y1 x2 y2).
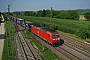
57 30 90 43
19 16 90 31
2 38 8 60
18 16 90 40
2 20 16 60
43 47 59 60
24 31 60 60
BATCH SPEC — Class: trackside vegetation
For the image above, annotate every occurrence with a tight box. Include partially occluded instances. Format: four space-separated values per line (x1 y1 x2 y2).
84 12 90 19
12 9 90 41
18 16 90 42
24 31 61 60
2 16 16 60
12 10 79 20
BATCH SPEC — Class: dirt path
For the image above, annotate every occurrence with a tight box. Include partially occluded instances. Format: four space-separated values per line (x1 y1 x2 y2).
0 23 5 60
79 15 87 20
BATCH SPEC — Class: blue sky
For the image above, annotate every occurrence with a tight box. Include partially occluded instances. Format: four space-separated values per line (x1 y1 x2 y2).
0 0 90 12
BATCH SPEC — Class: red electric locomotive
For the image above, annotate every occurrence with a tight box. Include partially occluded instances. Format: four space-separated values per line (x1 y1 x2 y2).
31 25 60 46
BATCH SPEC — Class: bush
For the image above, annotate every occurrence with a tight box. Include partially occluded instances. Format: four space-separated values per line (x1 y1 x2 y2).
84 13 90 19
76 26 88 39
58 10 79 20
87 31 90 38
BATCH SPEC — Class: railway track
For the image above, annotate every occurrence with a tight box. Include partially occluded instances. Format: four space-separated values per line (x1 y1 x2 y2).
57 41 90 60
14 22 36 60
17 31 36 60
13 21 47 60
31 31 90 60
60 32 90 50
64 41 90 58
13 21 46 60
15 33 25 60
13 19 90 60
55 47 82 60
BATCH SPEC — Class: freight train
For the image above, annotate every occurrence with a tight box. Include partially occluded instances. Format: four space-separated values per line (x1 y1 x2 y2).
11 17 61 46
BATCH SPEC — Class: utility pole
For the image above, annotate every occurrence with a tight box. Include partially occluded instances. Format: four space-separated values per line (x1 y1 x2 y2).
50 7 52 29
7 4 11 18
8 4 10 14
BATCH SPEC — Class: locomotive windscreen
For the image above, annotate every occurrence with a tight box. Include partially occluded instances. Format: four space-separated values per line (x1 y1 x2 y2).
52 34 59 37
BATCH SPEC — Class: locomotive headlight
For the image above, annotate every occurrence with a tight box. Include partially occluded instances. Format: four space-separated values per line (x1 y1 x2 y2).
53 39 55 40
58 38 60 40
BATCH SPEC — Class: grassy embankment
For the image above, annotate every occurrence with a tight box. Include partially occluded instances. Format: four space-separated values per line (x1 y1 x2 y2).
2 19 16 60
24 31 61 60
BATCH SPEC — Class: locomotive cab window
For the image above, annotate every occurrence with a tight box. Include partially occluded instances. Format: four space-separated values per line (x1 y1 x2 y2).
52 34 59 37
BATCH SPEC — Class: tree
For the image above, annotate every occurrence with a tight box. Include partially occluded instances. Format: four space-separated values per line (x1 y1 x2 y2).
52 10 60 18
73 11 79 20
12 12 22 17
57 10 79 20
37 10 42 17
24 11 30 16
45 10 60 18
42 9 46 17
84 13 90 19
46 10 50 17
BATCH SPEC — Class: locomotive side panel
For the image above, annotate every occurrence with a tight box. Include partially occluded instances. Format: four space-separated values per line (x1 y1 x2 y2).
31 25 36 34
31 25 54 44
46 32 53 44
39 30 48 41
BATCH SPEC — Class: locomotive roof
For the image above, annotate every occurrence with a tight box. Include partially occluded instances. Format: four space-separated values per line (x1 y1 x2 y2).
18 18 24 20
34 26 56 32
25 21 33 24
